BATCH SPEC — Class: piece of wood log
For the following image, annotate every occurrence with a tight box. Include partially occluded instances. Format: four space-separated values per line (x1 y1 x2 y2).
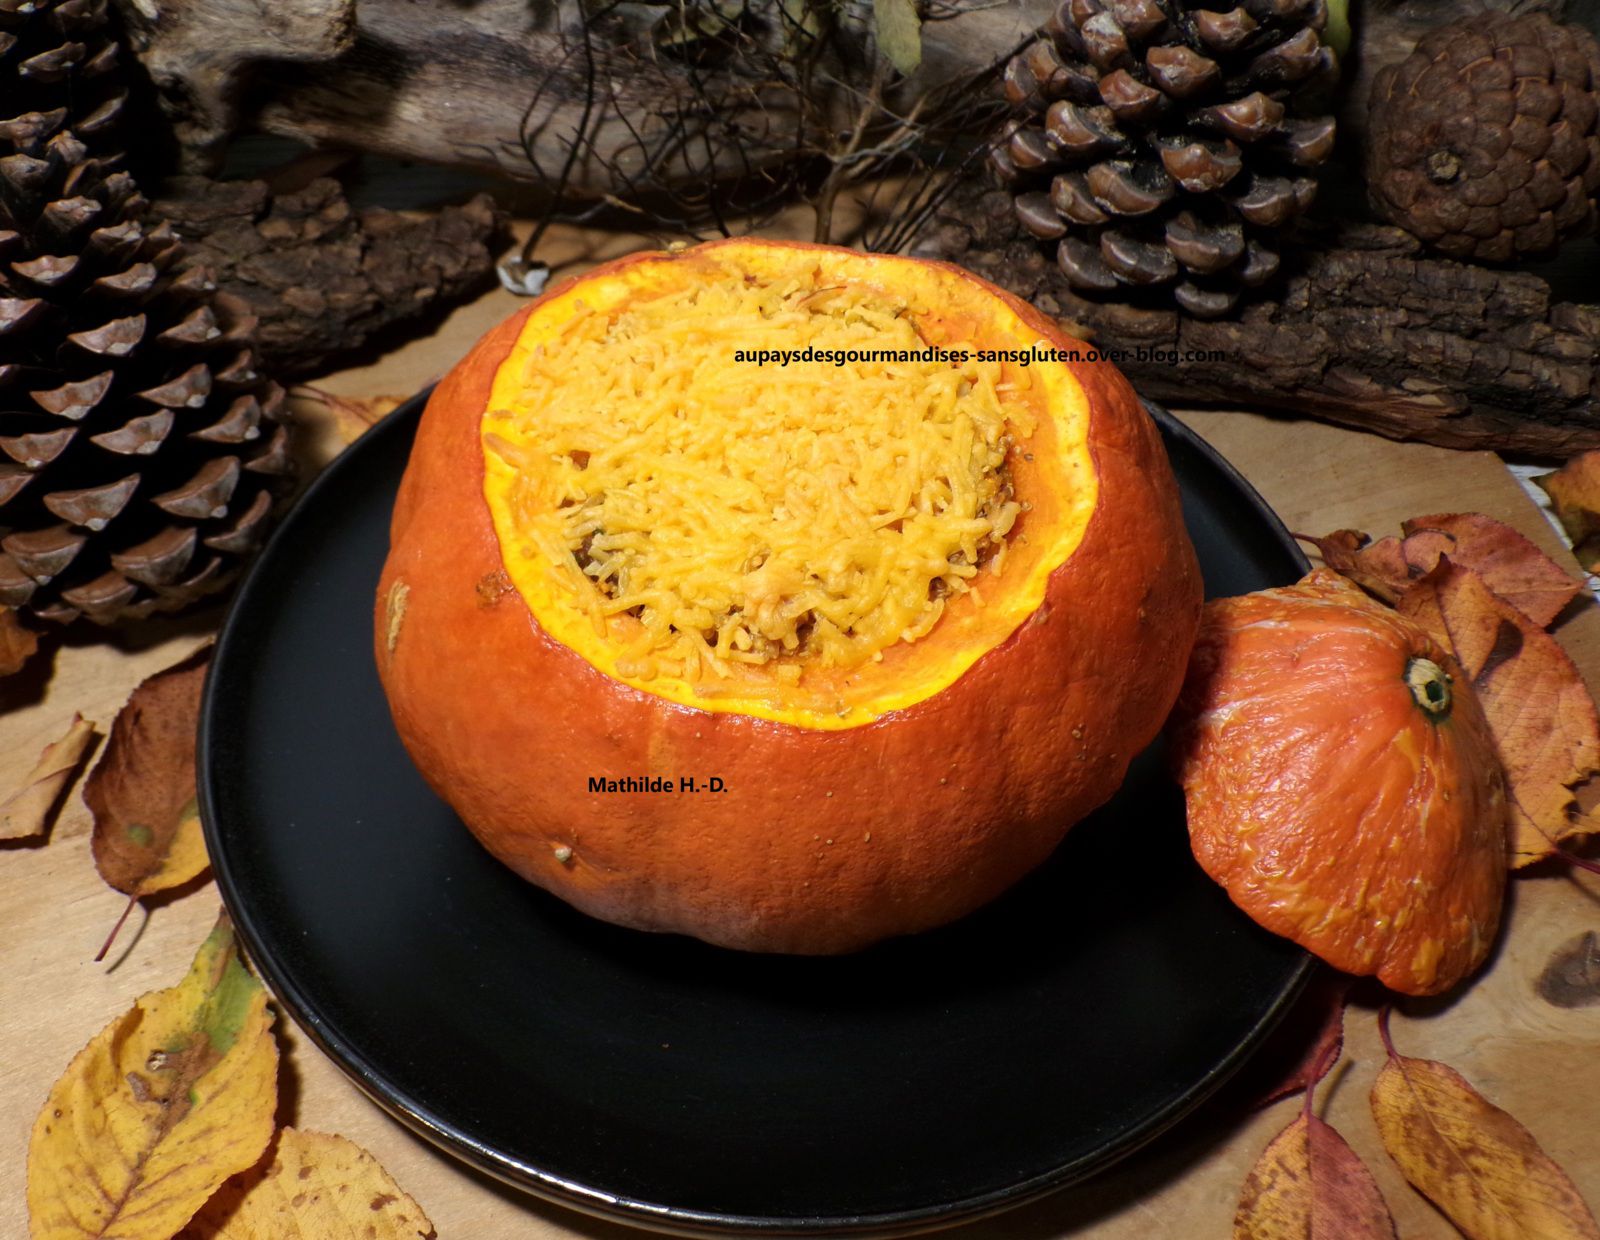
108 0 1546 195
110 0 1051 188
115 0 357 167
916 187 1600 457
152 176 505 377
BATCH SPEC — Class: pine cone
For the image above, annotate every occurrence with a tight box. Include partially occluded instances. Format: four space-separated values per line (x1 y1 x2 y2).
1366 13 1600 263
993 0 1339 319
0 0 291 626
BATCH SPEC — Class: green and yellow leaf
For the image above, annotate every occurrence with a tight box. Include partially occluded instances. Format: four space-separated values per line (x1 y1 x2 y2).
27 916 278 1240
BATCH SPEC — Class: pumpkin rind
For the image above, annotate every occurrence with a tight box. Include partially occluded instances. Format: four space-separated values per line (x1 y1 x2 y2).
374 238 1203 954
1170 569 1508 995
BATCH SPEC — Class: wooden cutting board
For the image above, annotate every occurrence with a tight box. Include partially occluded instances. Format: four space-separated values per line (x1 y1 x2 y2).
2 227 1597 1239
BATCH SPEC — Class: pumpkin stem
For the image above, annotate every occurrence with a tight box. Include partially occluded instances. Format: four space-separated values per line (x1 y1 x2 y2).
1405 657 1452 719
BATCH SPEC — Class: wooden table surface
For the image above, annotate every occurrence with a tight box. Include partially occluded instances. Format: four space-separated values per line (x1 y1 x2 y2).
2 225 1598 1238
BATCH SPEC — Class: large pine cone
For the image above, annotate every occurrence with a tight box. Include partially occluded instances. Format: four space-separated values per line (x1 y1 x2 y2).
0 0 290 626
994 0 1340 318
1367 12 1600 262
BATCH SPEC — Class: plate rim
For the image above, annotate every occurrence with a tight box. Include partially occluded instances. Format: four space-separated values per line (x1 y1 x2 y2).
199 390 1314 1237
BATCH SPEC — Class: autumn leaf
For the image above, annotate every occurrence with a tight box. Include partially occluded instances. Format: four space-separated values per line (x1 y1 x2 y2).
1537 451 1600 571
1235 1037 1396 1239
1 714 97 841
27 915 279 1240
182 1129 435 1239
1296 529 1413 603
86 645 212 897
1371 1008 1600 1240
1301 515 1582 625
292 386 405 448
1398 560 1600 865
0 605 39 676
1398 513 1581 627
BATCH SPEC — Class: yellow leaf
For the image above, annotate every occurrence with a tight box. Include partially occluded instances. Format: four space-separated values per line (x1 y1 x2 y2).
27 916 279 1240
182 1129 435 1239
1537 451 1600 571
1 714 97 840
1371 1012 1600 1240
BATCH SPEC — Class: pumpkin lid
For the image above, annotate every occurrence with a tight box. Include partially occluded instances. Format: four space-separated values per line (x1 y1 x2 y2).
1171 569 1508 996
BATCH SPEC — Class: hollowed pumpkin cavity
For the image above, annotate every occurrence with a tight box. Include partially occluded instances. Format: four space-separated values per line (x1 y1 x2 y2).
480 248 1097 727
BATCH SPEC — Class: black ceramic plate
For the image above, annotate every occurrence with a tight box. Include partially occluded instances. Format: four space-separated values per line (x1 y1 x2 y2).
200 394 1311 1236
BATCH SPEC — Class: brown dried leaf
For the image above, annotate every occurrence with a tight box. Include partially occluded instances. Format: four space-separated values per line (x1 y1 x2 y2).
182 1129 435 1239
1296 529 1413 603
1235 1038 1395 1239
0 714 97 841
86 645 212 896
1371 1011 1600 1240
0 605 38 676
1538 452 1600 571
1398 561 1600 865
293 385 405 447
1399 513 1581 628
1306 515 1583 625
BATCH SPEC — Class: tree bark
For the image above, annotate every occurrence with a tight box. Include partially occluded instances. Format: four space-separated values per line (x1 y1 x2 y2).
153 176 504 377
918 188 1600 457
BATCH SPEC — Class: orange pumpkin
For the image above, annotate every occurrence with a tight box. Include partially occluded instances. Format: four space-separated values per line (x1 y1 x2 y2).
375 238 1202 953
1169 568 1507 995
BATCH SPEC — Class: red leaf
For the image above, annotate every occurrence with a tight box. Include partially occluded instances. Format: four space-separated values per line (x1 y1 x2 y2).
1235 1034 1396 1239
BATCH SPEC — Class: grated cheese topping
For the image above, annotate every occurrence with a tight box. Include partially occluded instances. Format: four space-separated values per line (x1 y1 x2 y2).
483 267 1035 684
